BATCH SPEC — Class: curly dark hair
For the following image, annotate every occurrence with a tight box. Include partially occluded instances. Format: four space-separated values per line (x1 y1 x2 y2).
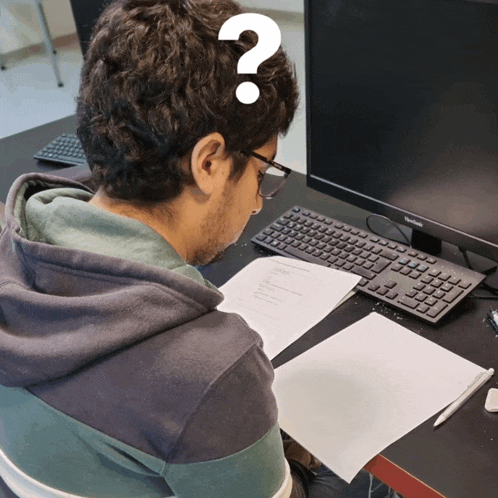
77 0 299 205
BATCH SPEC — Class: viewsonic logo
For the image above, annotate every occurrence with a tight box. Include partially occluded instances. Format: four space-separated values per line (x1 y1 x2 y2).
404 216 424 228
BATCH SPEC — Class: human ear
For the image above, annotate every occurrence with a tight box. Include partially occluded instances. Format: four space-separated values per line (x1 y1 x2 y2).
190 133 228 196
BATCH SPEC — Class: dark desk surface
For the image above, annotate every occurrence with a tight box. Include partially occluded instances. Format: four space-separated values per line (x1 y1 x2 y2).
1 116 497 498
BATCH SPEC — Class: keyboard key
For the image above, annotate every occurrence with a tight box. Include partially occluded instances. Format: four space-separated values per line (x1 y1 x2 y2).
427 302 448 318
372 260 390 273
399 296 419 309
352 265 375 280
418 304 430 314
442 288 464 303
283 246 328 267
380 250 398 261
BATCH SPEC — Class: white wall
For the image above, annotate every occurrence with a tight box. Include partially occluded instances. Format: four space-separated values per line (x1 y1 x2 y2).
238 5 307 173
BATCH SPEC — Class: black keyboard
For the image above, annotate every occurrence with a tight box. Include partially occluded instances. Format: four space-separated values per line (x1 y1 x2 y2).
34 134 87 167
252 206 486 324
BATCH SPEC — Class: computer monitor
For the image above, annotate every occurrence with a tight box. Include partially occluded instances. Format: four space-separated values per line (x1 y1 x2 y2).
68 0 109 57
305 0 498 263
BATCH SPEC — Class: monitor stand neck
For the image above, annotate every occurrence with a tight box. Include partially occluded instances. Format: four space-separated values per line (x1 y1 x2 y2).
411 229 442 256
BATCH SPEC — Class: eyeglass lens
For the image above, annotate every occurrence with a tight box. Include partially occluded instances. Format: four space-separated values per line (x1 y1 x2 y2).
259 167 287 197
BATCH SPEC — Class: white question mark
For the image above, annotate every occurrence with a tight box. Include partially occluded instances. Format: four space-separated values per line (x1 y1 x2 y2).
219 13 281 105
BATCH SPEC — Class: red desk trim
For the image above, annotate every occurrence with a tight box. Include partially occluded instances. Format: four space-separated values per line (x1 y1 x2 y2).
364 455 445 498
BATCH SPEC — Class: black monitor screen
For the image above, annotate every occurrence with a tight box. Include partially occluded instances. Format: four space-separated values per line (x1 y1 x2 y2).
306 0 498 261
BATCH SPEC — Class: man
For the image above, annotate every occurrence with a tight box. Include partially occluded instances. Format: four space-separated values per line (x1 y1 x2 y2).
0 1 390 497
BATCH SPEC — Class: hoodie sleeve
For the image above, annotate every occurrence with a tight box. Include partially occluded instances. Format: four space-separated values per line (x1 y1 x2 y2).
161 342 292 498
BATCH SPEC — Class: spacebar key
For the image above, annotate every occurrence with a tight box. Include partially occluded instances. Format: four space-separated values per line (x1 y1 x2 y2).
284 246 327 266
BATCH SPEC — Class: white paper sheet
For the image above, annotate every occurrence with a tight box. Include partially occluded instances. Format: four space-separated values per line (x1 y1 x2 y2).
218 256 360 360
272 312 487 483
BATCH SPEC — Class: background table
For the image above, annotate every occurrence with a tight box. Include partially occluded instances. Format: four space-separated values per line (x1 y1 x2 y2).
1 115 497 498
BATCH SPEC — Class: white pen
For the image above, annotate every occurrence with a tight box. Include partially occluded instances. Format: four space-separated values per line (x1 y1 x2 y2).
434 368 495 427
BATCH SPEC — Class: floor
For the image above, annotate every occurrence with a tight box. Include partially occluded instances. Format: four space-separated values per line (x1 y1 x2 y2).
0 34 83 140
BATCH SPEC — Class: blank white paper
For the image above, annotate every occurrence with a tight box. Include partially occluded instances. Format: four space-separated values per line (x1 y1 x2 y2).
272 312 487 483
218 256 360 360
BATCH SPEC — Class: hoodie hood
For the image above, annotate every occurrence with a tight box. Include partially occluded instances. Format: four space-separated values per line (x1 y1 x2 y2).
0 173 224 388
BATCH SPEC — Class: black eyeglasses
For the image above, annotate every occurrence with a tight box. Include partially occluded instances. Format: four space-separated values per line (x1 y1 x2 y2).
241 151 292 199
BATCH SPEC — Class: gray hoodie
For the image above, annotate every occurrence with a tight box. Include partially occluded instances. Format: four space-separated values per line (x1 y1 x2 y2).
0 173 287 498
